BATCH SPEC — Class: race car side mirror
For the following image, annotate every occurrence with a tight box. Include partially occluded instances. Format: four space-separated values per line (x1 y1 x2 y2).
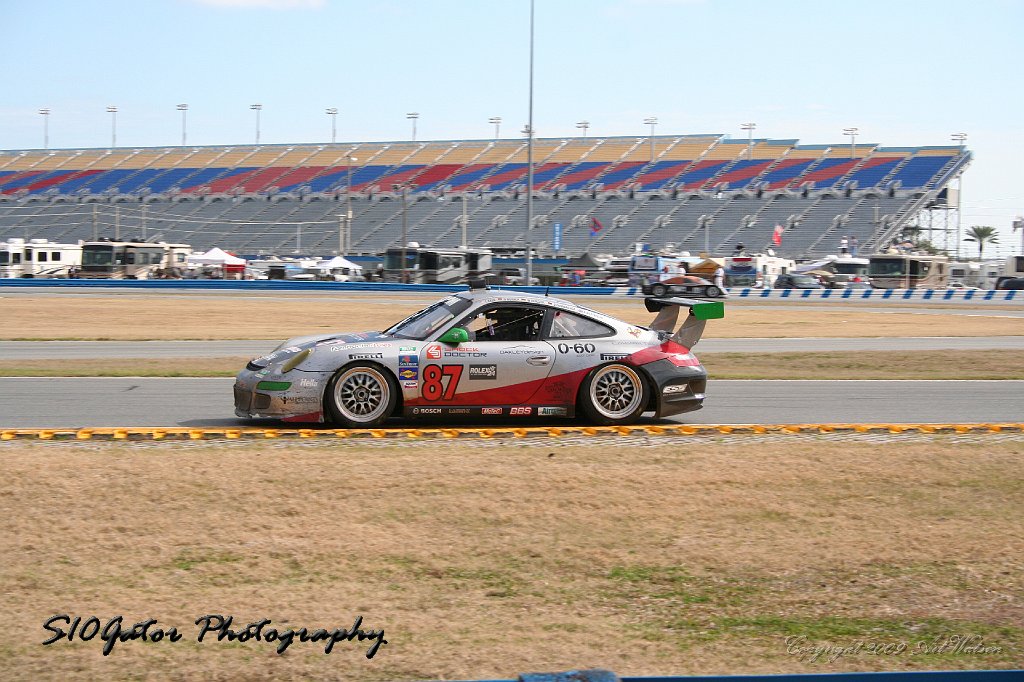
438 327 470 345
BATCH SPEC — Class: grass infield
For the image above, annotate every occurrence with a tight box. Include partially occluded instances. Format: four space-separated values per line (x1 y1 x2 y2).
2 440 1021 680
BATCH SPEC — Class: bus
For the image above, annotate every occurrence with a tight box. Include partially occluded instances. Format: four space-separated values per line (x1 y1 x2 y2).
0 238 82 278
867 254 949 289
383 245 493 284
78 240 192 279
794 255 870 288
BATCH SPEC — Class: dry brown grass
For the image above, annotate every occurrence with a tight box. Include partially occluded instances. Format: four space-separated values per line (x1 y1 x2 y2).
3 292 1023 340
2 439 1021 680
5 350 1024 380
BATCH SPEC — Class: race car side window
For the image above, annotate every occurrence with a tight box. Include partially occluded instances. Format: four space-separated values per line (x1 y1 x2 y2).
546 310 615 339
460 306 546 342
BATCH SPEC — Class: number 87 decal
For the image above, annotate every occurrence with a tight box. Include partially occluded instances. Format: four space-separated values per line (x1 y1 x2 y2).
422 364 464 401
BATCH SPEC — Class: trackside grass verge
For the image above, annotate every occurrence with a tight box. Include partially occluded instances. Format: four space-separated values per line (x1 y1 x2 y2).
3 350 1024 379
2 440 1021 680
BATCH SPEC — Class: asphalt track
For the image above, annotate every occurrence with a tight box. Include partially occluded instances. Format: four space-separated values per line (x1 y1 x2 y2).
2 377 1020 429
3 336 1024 360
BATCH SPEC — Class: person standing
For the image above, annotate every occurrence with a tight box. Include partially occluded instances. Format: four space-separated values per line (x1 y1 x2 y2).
850 236 859 256
839 235 849 255
714 265 725 290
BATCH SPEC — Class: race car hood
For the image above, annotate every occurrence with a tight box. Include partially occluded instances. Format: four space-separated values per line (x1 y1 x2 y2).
249 331 391 368
276 331 390 351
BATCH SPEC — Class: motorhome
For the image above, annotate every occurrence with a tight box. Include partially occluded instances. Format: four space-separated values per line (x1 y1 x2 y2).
0 238 82 278
794 255 870 288
383 245 493 284
78 240 191 279
867 254 949 289
723 254 796 287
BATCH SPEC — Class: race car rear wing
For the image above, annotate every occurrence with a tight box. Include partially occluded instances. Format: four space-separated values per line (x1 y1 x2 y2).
645 296 725 348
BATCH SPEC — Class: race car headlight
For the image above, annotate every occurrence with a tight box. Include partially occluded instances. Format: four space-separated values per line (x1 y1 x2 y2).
281 348 312 373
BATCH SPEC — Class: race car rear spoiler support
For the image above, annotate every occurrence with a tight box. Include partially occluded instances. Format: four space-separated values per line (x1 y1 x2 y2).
645 296 725 348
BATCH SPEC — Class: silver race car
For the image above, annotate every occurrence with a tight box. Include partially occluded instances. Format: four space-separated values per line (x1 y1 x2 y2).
234 284 724 426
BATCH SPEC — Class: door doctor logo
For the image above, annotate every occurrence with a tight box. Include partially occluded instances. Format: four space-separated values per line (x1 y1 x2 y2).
468 364 497 380
426 344 442 360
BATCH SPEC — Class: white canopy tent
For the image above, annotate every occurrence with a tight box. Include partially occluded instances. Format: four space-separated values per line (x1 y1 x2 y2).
186 247 247 267
317 256 363 274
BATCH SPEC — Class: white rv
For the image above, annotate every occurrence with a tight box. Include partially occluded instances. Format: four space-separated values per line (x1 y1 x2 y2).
0 238 83 278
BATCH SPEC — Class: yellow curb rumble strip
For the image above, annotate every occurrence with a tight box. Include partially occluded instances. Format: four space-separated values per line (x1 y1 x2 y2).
0 423 1022 442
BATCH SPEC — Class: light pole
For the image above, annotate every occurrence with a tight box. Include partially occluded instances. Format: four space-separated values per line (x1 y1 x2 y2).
107 106 118 148
741 122 756 160
524 0 536 283
393 183 416 283
39 108 50 149
177 104 188 146
407 112 419 141
951 132 968 259
250 104 263 145
326 108 338 144
489 116 502 139
842 127 858 158
576 120 590 138
644 116 658 162
344 154 357 255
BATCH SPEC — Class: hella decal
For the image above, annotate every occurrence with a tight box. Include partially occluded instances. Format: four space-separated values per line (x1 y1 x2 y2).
298 378 319 388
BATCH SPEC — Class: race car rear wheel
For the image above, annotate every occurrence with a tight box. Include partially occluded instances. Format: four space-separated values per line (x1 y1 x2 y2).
651 283 668 297
579 363 646 425
327 364 397 427
706 285 723 298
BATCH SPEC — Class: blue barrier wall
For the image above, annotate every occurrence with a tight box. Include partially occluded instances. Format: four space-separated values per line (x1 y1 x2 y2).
0 279 1019 304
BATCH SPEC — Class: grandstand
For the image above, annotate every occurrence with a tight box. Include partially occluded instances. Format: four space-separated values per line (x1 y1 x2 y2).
0 134 970 259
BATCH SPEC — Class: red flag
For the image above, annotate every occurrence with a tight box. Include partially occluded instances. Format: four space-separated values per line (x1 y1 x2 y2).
772 223 783 246
590 216 603 236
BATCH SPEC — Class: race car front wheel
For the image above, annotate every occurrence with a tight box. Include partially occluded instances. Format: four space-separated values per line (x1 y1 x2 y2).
579 363 647 425
327 364 397 427
706 285 723 298
651 284 668 297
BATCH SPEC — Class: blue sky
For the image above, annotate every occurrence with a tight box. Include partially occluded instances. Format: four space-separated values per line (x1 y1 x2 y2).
1 0 1022 256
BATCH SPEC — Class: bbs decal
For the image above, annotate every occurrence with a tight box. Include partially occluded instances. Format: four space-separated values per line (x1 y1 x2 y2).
556 342 596 354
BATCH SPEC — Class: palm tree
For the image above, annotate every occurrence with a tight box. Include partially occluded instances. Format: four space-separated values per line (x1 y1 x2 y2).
964 225 1000 259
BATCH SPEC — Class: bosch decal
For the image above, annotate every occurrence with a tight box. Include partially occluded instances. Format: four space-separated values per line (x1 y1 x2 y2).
413 407 442 415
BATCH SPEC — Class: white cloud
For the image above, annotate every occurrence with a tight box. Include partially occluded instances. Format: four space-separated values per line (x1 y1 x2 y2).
189 0 326 9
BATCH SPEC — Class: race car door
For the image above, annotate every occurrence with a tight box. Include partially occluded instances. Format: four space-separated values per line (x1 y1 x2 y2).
420 304 555 406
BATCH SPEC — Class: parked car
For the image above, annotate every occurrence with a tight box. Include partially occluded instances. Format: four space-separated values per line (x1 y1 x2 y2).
995 277 1024 290
773 273 824 289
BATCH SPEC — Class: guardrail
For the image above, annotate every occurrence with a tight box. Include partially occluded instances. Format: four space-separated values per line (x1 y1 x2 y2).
0 278 1019 304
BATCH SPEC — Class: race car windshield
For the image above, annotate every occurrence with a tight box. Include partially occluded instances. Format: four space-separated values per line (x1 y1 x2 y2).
383 296 473 340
